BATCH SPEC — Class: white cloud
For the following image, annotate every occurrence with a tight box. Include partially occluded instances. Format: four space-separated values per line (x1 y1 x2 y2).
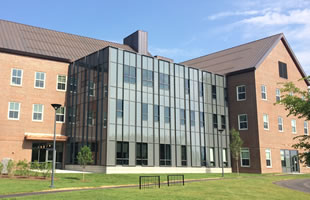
296 51 310 75
207 10 261 20
149 46 204 62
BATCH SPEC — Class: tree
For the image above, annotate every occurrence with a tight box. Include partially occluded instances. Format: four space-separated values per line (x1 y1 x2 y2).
230 128 243 175
77 146 93 181
276 77 310 166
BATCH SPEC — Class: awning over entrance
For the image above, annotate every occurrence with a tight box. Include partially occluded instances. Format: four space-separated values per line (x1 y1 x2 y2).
24 133 67 142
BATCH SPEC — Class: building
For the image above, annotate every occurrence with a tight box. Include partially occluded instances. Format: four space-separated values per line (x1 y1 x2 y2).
182 34 310 174
0 19 231 173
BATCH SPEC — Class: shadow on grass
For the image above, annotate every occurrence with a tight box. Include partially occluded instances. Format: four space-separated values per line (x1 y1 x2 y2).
63 177 80 180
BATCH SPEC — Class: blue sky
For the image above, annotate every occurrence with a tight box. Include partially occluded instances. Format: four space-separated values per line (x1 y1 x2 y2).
1 0 310 74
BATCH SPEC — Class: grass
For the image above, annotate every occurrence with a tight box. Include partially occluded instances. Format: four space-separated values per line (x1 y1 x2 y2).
0 173 266 195
5 173 310 200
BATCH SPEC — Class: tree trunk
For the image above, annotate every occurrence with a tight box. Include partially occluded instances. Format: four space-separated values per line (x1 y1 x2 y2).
236 158 239 176
83 166 85 182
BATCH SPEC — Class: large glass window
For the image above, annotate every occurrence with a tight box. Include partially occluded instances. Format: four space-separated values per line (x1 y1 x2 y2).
276 88 281 102
164 107 170 123
154 105 160 122
278 117 283 132
136 143 148 165
210 148 215 167
201 147 206 166
278 61 288 79
213 114 218 129
199 82 204 97
89 81 95 96
212 85 216 99
280 150 286 167
56 107 65 123
57 75 67 91
191 111 195 126
160 144 171 166
8 102 20 120
181 145 187 166
240 148 250 167
291 119 297 133
185 79 190 94
11 68 23 86
69 76 77 93
142 103 148 121
261 85 267 100
159 73 169 90
124 65 136 84
116 100 123 118
265 149 272 167
263 114 269 130
180 109 186 125
236 85 246 101
200 112 204 128
142 69 153 87
68 107 76 124
33 104 44 121
87 111 94 126
223 148 228 167
35 72 46 88
221 115 226 129
238 114 248 130
304 121 308 135
116 142 129 165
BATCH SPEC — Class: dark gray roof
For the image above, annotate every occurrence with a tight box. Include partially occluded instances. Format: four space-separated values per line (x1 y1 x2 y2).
0 19 136 62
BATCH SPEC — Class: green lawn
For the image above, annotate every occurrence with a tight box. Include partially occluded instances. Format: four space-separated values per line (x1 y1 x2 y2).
0 173 266 195
6 174 310 200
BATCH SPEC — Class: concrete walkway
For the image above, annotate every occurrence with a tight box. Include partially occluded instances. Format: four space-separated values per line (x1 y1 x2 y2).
274 178 310 194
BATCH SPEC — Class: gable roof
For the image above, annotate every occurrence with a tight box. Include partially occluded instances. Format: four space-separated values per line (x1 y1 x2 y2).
0 19 136 62
181 34 309 85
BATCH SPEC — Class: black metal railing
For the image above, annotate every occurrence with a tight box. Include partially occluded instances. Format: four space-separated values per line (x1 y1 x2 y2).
139 176 160 189
167 175 184 186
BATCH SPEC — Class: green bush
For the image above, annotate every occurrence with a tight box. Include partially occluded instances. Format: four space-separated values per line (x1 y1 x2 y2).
30 161 40 177
40 162 52 178
7 160 15 177
16 160 30 176
0 162 3 175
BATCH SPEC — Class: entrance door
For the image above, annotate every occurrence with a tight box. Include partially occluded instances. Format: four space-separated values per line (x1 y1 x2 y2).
290 150 299 173
280 149 299 173
46 149 55 163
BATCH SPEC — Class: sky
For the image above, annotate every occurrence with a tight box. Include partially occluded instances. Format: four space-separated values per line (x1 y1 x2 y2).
1 0 310 74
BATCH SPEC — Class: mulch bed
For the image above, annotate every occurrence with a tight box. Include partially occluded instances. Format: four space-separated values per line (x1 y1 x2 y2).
0 175 50 180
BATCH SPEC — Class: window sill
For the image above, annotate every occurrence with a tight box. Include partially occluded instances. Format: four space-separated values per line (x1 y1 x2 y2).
34 87 45 90
56 89 66 92
237 99 246 102
10 84 23 87
8 118 20 121
32 120 43 122
241 165 250 168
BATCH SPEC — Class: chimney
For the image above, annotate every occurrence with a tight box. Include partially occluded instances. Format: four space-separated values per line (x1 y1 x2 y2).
123 30 148 55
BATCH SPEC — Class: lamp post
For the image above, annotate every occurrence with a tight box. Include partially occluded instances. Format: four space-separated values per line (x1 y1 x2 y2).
218 129 224 177
50 104 61 188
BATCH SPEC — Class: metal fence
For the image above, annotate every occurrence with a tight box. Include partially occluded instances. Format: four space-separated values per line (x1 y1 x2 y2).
167 175 184 186
139 176 160 189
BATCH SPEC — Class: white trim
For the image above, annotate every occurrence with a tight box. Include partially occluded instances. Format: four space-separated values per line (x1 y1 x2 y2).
265 149 272 168
238 114 248 130
263 114 269 130
10 68 23 86
240 148 250 167
56 75 67 92
8 102 20 120
34 72 46 89
278 116 284 132
261 85 267 100
291 119 297 134
236 85 246 101
32 104 44 122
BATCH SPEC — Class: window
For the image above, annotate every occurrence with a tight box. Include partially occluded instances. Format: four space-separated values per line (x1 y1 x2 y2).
35 72 46 88
154 105 160 122
89 81 95 96
69 76 77 93
213 114 218 129
236 85 246 101
278 61 288 79
238 114 248 130
280 150 286 167
212 85 216 99
304 121 309 135
278 117 283 132
181 145 187 166
160 144 171 166
103 112 107 128
68 107 76 124
200 112 204 128
261 85 267 100
180 109 186 125
185 79 190 94
265 149 272 167
210 148 215 167
104 85 108 97
223 148 228 167
164 107 170 123
221 115 226 129
87 111 94 126
8 102 20 120
57 75 66 91
240 148 250 167
32 104 44 121
11 69 23 86
142 69 153 87
191 111 195 126
201 147 206 166
199 82 204 97
142 103 148 121
116 100 123 118
124 65 136 84
159 73 169 90
136 143 148 165
56 107 65 123
291 119 297 133
263 114 269 130
116 142 129 165
276 88 281 102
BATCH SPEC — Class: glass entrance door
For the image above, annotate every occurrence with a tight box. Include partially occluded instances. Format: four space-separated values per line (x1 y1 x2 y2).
31 142 63 169
46 149 54 163
280 149 299 173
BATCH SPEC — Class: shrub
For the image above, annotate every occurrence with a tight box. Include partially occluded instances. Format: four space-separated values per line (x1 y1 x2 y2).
16 160 30 176
31 161 40 177
40 162 52 178
0 162 3 175
7 160 15 177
